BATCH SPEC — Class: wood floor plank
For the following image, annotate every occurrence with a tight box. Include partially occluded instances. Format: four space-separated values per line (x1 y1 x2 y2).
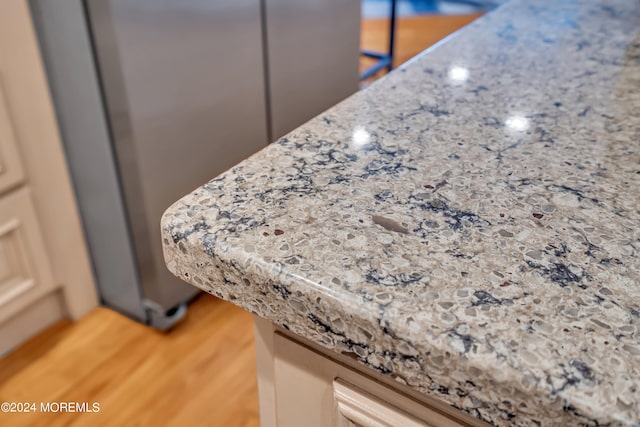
0 320 72 385
0 308 149 405
164 328 258 427
0 296 258 427
88 302 254 427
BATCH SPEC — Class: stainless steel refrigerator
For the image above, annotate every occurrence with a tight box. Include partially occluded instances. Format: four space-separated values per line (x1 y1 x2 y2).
29 0 359 328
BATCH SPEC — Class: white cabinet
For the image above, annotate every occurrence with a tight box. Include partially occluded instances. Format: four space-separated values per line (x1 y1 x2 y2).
0 0 98 354
254 318 488 427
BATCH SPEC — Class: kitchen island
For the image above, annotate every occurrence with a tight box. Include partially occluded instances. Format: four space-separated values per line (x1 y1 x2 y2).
161 0 640 425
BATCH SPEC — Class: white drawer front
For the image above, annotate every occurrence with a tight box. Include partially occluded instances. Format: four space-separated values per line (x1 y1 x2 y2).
334 379 430 427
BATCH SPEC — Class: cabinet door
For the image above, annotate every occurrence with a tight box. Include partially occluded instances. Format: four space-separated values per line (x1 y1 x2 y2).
0 187 55 324
0 77 25 195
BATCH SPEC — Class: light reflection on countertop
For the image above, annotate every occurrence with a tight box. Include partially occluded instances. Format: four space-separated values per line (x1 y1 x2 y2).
351 126 371 148
448 65 470 84
504 114 529 132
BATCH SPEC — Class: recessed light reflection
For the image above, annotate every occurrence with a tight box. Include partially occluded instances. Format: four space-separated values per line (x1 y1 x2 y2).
352 126 370 147
448 66 469 84
505 115 529 132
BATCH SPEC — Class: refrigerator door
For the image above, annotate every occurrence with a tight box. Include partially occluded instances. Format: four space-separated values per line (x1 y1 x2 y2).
29 0 147 322
265 0 360 139
85 0 269 313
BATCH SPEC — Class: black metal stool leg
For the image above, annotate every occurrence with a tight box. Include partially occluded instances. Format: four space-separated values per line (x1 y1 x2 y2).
387 0 397 72
360 0 398 80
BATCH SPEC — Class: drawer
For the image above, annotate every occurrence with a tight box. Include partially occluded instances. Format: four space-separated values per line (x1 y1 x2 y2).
333 378 430 427
0 76 26 195
0 187 56 323
334 379 431 427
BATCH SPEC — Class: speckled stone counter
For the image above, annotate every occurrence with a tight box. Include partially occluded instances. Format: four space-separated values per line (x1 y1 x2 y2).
161 1 640 425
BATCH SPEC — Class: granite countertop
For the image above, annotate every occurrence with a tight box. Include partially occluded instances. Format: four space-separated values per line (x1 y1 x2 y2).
161 1 640 425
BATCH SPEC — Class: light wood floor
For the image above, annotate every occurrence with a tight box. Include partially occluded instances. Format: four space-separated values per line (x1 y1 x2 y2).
0 295 259 427
0 13 482 427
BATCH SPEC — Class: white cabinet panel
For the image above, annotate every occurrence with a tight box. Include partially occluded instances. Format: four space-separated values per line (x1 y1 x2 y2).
0 77 25 195
0 187 55 324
